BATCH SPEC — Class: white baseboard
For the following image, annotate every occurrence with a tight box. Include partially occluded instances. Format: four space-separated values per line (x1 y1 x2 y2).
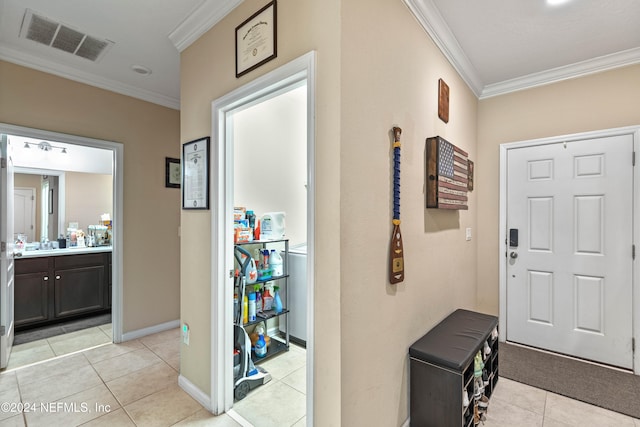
226 409 255 427
121 319 180 342
178 374 212 412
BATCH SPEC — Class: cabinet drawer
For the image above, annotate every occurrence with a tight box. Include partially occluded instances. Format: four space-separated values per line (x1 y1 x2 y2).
15 257 50 275
54 253 105 269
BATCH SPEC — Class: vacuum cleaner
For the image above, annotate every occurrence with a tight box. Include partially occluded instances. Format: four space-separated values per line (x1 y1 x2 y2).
233 246 271 400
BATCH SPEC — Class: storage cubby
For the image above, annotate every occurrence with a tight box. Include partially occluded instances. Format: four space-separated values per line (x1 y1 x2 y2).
409 309 499 427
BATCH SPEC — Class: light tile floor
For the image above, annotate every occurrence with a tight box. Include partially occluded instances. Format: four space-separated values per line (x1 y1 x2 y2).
1 328 638 426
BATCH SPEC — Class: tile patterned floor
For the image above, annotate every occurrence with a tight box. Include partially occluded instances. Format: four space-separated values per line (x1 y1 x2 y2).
1 327 638 426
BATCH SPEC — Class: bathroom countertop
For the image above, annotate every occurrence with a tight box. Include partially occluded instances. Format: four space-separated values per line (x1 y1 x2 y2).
16 246 113 259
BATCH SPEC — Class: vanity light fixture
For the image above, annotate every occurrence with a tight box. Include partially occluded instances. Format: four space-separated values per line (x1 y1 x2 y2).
23 141 68 153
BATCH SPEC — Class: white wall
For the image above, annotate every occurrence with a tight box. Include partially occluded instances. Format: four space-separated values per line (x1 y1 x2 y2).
232 84 307 246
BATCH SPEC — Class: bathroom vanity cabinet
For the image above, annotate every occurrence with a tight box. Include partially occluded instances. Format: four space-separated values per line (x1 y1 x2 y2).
14 248 112 330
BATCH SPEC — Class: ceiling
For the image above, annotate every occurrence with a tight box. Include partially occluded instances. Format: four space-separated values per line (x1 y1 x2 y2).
1 0 639 109
0 0 241 109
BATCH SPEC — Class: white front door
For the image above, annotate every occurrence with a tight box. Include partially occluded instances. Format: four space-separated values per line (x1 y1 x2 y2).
14 187 35 242
506 134 634 369
0 134 15 369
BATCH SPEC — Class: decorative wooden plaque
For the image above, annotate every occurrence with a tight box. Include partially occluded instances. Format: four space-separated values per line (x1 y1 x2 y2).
438 78 449 123
425 136 468 210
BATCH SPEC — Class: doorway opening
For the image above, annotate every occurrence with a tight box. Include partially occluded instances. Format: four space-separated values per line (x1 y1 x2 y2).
0 123 123 371
210 52 315 422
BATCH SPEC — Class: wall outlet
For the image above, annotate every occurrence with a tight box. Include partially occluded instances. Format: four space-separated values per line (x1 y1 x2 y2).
465 227 472 241
182 323 190 345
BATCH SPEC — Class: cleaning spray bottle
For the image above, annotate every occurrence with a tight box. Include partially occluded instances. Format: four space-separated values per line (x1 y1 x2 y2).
263 284 274 311
274 285 283 314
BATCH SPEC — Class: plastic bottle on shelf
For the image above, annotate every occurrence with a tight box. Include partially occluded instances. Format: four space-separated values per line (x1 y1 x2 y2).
234 292 238 319
254 285 262 313
248 293 256 322
263 285 274 311
246 210 255 230
254 249 262 268
244 256 258 284
254 220 261 241
255 334 267 358
270 249 283 276
243 294 248 324
274 285 283 314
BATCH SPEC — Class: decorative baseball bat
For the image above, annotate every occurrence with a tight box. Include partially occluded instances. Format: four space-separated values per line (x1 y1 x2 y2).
389 126 404 284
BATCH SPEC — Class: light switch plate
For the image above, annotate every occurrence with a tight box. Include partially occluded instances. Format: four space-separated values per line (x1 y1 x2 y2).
465 227 472 241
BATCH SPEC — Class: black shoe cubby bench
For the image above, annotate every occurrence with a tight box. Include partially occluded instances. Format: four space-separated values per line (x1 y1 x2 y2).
409 309 499 427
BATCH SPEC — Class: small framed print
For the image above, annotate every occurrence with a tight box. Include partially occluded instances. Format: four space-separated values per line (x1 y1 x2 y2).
165 157 180 188
235 0 277 78
438 78 450 123
182 137 210 210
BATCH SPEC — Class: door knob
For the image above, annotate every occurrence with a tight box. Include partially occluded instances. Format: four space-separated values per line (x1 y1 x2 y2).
510 252 518 259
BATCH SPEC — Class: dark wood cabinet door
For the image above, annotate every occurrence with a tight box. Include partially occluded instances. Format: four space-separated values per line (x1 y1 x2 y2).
15 272 49 326
54 266 105 318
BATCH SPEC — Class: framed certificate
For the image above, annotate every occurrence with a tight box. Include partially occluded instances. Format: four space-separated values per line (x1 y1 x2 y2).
182 137 210 210
235 0 277 78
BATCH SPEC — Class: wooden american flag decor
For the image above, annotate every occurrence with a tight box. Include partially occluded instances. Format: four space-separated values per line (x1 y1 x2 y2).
425 136 469 210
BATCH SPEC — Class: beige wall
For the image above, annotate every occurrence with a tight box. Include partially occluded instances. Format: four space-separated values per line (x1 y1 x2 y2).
476 64 640 315
65 172 112 232
180 0 341 421
0 60 181 333
181 0 478 424
340 1 478 425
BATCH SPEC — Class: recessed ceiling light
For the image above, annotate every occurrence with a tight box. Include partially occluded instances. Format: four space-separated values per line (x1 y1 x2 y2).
131 65 152 76
547 0 571 5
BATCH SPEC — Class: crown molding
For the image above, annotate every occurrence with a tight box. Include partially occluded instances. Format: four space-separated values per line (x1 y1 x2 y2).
404 0 640 100
479 47 640 99
403 0 483 97
0 46 180 110
169 0 244 52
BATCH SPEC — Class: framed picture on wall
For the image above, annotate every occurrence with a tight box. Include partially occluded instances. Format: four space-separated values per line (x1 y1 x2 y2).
165 157 181 188
235 0 277 78
182 137 210 210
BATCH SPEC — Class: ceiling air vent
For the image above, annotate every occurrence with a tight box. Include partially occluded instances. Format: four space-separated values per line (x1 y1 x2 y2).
20 9 114 62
